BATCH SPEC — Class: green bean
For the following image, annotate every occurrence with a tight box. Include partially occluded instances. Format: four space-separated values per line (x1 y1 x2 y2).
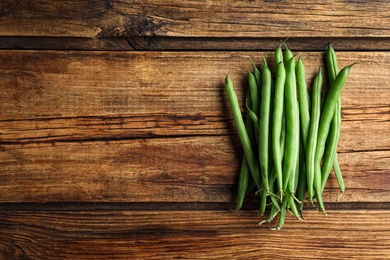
296 139 307 216
333 153 345 200
322 43 344 198
259 188 267 216
259 202 279 226
280 108 286 158
233 91 256 211
272 61 286 199
314 64 353 214
225 75 262 190
244 91 257 196
321 101 341 193
282 57 299 192
288 194 302 221
296 57 311 152
250 57 261 90
233 155 249 211
288 98 301 197
283 45 294 63
274 44 284 65
259 60 272 194
306 69 322 202
248 71 261 146
268 167 281 210
248 71 260 117
272 195 288 230
326 44 339 84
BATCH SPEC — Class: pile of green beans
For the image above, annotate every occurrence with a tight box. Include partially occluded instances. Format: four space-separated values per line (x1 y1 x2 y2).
225 43 354 230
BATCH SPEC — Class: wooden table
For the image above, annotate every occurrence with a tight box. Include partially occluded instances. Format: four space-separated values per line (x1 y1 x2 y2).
1 1 389 259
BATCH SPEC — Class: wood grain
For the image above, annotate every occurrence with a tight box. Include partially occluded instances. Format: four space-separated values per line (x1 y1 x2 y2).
0 209 389 259
1 1 389 51
0 51 389 203
1 1 389 38
1 137 389 203
1 1 389 258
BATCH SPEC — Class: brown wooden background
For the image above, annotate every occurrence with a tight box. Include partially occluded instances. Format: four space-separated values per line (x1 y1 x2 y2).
0 1 389 259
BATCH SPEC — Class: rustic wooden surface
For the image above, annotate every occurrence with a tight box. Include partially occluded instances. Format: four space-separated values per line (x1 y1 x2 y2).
0 1 390 259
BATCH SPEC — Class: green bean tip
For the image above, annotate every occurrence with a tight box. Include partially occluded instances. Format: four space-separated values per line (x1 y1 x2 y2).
336 190 345 201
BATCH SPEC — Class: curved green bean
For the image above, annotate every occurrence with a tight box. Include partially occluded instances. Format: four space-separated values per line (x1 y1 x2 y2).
333 153 345 200
322 43 344 198
321 101 341 193
314 64 353 214
225 75 262 190
306 69 322 202
233 155 249 211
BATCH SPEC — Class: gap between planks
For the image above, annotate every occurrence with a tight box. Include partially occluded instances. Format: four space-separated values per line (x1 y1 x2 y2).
1 202 390 212
1 36 390 51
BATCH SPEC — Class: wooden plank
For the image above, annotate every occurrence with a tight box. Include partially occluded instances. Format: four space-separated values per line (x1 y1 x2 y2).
0 51 389 203
0 1 389 39
0 136 237 203
1 137 389 203
0 209 389 259
0 51 389 150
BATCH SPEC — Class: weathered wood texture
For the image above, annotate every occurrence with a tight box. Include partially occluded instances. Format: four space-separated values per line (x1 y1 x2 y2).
1 0 389 37
0 209 389 259
0 0 389 50
0 51 389 203
1 1 390 258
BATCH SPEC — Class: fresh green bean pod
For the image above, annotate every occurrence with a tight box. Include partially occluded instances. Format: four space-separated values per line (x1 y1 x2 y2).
248 71 261 146
259 61 272 194
283 46 294 63
233 91 257 211
274 44 284 65
250 57 261 90
234 155 249 211
259 189 267 216
322 43 344 197
272 195 288 230
282 57 299 192
248 71 260 117
296 139 307 214
296 57 311 152
321 101 341 193
288 194 302 221
272 62 286 199
288 98 301 196
225 75 262 190
268 167 281 210
306 70 322 202
259 203 279 226
333 153 345 200
326 44 339 84
314 65 353 214
244 91 257 196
